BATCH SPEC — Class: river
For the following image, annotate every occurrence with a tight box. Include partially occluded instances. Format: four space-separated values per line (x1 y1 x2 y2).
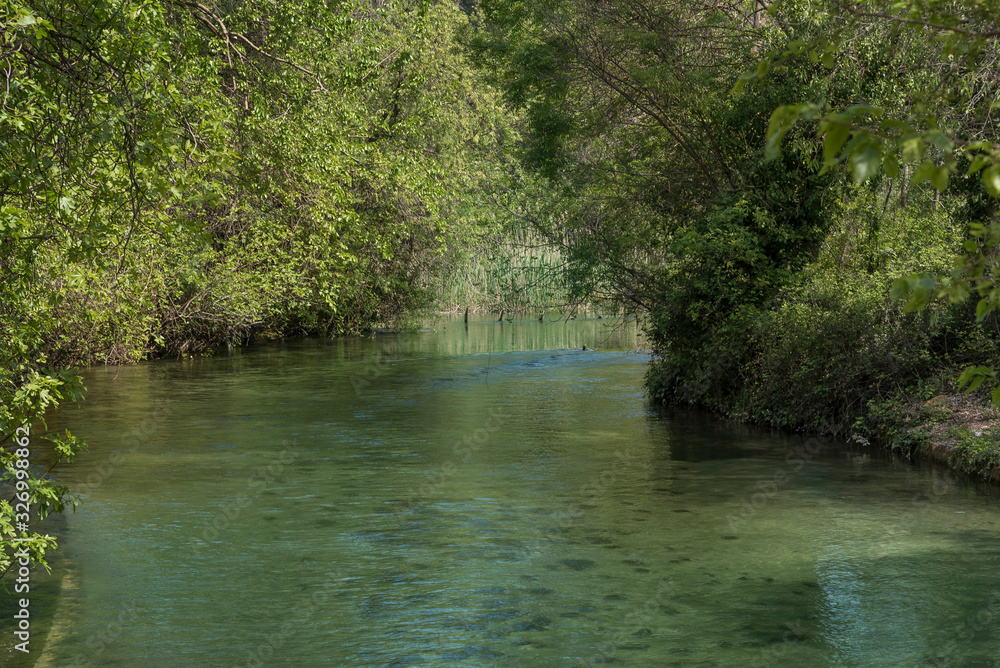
4 316 1000 666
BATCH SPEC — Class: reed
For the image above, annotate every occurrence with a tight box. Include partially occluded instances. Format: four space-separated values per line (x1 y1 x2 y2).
435 233 586 316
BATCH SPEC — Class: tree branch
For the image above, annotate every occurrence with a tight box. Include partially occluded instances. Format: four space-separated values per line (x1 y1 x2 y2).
175 0 328 90
831 0 1000 38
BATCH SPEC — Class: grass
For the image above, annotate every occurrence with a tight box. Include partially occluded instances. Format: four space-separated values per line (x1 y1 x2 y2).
949 426 1000 478
435 233 586 315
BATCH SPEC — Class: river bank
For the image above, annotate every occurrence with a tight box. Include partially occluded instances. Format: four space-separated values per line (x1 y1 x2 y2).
649 366 1000 487
892 392 1000 484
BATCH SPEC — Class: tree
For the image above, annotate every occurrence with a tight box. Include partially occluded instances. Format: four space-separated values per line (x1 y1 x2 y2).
745 0 1000 400
465 1 849 354
1 0 219 580
1 0 515 580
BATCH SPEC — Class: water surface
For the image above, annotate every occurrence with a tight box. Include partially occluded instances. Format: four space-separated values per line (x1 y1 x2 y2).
5 317 1000 667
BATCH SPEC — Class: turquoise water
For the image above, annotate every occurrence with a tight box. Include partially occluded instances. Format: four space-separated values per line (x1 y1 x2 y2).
4 317 1000 667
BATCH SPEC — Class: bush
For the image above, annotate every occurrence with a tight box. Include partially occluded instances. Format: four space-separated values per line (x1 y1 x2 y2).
647 190 1000 442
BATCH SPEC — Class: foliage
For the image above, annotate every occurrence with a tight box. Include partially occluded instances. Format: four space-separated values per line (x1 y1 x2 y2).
464 0 833 324
0 0 209 581
436 230 575 315
949 426 1000 477
647 185 1000 440
744 0 1000 399
0 0 516 579
0 353 85 583
466 0 929 375
467 0 1000 462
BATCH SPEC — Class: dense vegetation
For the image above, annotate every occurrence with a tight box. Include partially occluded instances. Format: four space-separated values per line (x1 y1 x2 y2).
465 0 1000 439
4 0 1000 579
0 0 515 579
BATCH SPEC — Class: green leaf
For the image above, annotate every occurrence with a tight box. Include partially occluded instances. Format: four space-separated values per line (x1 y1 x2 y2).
966 155 990 175
991 386 1000 405
764 106 798 161
822 52 836 69
849 141 881 183
982 165 1000 197
925 129 953 153
823 124 850 163
904 290 929 312
901 137 924 164
731 71 754 94
931 165 949 192
845 104 883 120
889 278 909 300
911 161 937 184
976 298 991 321
880 119 910 132
883 153 899 179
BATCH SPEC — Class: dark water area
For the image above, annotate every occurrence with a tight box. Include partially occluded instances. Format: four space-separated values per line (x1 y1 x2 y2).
4 316 1000 667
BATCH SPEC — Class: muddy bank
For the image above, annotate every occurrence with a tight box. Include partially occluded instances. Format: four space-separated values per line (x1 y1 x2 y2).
900 393 1000 483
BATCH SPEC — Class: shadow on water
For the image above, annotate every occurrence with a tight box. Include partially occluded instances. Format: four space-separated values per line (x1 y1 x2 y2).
4 316 1000 667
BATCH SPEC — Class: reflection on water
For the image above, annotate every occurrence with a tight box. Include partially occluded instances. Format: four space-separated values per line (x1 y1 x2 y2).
4 317 1000 667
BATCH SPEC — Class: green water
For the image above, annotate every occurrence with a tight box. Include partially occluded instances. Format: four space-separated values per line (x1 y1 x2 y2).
5 317 1000 667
